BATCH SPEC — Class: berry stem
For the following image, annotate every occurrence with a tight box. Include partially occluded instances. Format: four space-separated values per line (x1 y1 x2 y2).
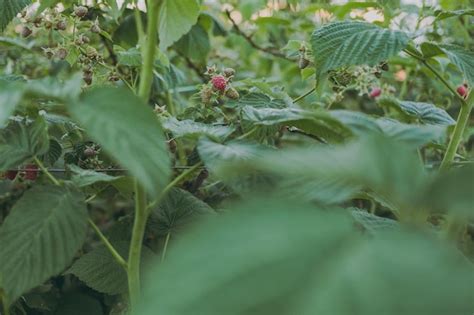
88 218 128 270
293 87 316 103
33 157 61 186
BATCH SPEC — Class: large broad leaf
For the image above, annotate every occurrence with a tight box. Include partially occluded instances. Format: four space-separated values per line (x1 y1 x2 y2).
158 0 200 50
175 24 210 63
0 81 24 127
241 106 350 142
0 118 50 171
378 98 455 125
137 198 474 315
68 164 121 188
0 0 31 31
162 117 235 140
148 188 215 237
67 87 171 197
0 185 88 303
311 21 409 82
227 92 287 109
421 43 474 85
197 138 267 173
66 242 154 295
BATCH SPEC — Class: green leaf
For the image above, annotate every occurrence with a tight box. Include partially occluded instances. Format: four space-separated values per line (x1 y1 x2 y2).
175 24 210 63
67 87 171 197
0 36 34 50
0 185 88 303
162 117 235 140
197 138 267 173
40 138 62 166
137 198 474 315
148 188 215 237
435 9 474 20
376 118 447 146
438 44 474 86
54 291 103 315
311 21 409 82
228 92 287 109
241 106 350 142
158 0 200 51
68 164 121 188
26 73 83 101
0 81 24 127
0 0 31 32
0 118 50 171
378 98 455 125
67 242 154 295
350 208 399 234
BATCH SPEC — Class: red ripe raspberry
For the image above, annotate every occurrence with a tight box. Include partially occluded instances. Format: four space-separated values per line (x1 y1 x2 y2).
211 75 227 91
369 87 382 98
457 84 468 98
24 164 39 181
5 170 18 180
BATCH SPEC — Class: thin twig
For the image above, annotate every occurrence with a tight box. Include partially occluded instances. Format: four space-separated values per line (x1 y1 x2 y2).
225 10 293 62
88 219 128 270
293 87 316 103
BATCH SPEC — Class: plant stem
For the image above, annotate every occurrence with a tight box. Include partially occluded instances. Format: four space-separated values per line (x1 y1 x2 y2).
440 93 473 170
88 219 128 269
128 0 162 309
146 162 204 212
34 157 61 186
137 0 161 101
404 48 471 169
293 87 316 103
237 127 258 140
161 232 171 262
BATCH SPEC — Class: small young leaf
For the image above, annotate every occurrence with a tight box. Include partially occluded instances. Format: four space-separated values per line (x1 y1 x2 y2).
68 164 121 188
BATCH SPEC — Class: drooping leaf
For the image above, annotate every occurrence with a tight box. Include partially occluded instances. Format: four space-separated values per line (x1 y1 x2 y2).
137 198 474 315
0 81 24 127
175 24 210 63
0 185 88 303
227 92 287 109
40 138 62 166
162 117 235 140
435 9 474 20
350 208 399 234
378 98 455 125
0 0 31 32
148 188 215 237
420 43 474 85
197 138 267 174
67 242 154 295
376 118 447 146
158 0 200 50
0 118 49 171
67 87 171 197
311 21 409 82
68 164 121 188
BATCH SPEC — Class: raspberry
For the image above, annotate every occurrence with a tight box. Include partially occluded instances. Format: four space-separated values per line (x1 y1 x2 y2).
21 26 32 38
380 62 389 71
457 84 468 98
74 6 88 18
211 75 227 91
56 48 68 60
225 87 240 100
91 21 101 34
56 20 67 31
84 147 96 157
223 68 235 77
201 86 213 104
369 87 382 98
5 170 18 180
24 164 38 181
298 57 310 69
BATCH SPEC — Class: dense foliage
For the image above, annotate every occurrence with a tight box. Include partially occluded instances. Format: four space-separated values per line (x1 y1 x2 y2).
0 0 473 314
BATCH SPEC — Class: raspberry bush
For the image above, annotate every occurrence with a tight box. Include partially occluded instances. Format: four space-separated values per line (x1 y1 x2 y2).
0 1 473 315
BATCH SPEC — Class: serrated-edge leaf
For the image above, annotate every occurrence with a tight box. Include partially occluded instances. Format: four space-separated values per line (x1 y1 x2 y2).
311 21 409 82
0 0 31 32
0 185 88 303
